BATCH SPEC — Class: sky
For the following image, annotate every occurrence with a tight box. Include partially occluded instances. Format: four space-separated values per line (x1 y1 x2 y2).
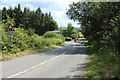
0 0 83 28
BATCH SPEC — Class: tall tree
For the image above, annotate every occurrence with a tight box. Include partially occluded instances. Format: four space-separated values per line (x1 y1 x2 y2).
13 4 23 27
7 7 14 19
62 23 74 37
2 7 8 23
67 2 120 50
2 4 58 35
67 23 74 37
22 7 31 29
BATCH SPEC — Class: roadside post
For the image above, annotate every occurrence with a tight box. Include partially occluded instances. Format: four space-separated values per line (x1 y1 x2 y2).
6 24 15 40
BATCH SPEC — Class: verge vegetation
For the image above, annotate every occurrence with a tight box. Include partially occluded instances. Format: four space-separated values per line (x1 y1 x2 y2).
67 2 120 79
1 15 65 61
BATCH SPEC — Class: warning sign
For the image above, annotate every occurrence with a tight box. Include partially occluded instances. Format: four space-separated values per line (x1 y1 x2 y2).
6 24 15 34
6 24 15 31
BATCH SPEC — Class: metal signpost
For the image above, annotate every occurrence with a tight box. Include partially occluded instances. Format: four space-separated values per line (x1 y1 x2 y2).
6 24 15 39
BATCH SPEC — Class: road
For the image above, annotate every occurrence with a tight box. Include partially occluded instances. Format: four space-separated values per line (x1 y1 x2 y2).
2 41 88 78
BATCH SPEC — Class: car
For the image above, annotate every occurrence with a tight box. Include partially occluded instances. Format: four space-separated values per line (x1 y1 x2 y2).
80 40 88 44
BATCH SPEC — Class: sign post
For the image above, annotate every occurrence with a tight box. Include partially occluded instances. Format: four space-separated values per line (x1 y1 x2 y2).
6 24 15 39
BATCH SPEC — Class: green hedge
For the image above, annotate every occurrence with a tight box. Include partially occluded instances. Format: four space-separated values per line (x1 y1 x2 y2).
2 29 65 55
43 31 58 38
84 42 120 79
65 37 72 41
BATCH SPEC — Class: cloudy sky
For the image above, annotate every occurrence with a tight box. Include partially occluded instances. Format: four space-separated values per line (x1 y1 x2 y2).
0 0 83 27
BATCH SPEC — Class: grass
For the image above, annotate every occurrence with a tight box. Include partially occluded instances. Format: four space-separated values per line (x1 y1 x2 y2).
0 44 66 61
84 44 120 79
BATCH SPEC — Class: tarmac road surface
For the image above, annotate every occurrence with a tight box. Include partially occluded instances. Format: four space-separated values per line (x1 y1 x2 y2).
2 41 88 78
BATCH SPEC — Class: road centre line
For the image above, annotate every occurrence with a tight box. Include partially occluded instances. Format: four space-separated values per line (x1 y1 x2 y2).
7 52 66 78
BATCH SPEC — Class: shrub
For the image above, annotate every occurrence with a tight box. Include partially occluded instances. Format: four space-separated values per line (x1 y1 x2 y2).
31 34 45 49
44 38 64 46
85 43 120 79
43 31 58 38
65 37 72 41
2 28 65 55
71 34 78 39
43 31 65 45
2 16 65 55
2 28 44 54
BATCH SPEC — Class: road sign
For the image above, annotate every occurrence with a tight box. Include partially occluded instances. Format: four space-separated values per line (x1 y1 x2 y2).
6 24 15 34
7 31 15 34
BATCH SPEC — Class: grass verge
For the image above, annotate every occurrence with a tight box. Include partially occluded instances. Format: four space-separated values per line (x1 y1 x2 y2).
83 45 120 79
0 44 66 61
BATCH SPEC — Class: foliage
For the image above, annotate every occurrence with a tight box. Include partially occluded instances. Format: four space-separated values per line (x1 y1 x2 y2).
43 31 65 46
2 4 58 35
67 2 120 79
62 23 79 39
43 38 64 46
43 31 58 38
85 45 120 79
67 23 74 37
2 15 15 29
71 34 77 39
2 16 64 55
65 37 72 41
67 2 120 45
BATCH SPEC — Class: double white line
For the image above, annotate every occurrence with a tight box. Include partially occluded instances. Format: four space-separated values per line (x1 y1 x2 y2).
7 52 66 78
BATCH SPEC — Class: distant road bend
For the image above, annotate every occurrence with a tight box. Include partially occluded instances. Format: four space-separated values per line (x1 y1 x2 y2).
2 41 88 78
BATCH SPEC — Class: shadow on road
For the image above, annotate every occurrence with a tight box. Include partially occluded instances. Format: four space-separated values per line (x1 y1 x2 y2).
65 62 87 78
63 44 88 55
38 43 88 56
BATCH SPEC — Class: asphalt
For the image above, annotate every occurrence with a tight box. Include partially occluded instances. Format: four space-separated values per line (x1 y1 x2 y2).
2 41 88 78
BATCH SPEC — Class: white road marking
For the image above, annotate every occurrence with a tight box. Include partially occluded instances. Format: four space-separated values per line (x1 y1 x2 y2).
7 52 66 78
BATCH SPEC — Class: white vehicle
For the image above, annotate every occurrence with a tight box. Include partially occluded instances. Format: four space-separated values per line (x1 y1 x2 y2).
80 39 88 44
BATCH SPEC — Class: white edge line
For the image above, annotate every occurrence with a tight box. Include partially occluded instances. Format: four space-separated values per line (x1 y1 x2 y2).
7 52 66 78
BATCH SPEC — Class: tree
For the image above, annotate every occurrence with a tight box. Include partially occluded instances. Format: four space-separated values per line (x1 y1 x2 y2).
7 7 14 19
2 4 58 35
62 23 78 39
67 23 74 37
67 2 120 44
67 2 120 78
22 7 31 29
2 7 8 23
2 15 15 30
13 4 23 27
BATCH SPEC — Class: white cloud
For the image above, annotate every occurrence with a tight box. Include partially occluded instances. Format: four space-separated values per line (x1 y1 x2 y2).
23 3 37 11
3 3 37 11
2 0 117 2
40 1 79 27
1 0 80 27
2 0 80 2
0 5 9 9
9 3 18 8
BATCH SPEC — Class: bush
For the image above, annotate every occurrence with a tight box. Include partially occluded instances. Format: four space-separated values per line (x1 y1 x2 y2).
43 31 65 46
44 38 64 46
65 37 72 41
85 43 120 79
1 16 65 56
2 28 44 55
2 28 65 55
31 34 45 49
71 34 78 39
43 31 58 38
